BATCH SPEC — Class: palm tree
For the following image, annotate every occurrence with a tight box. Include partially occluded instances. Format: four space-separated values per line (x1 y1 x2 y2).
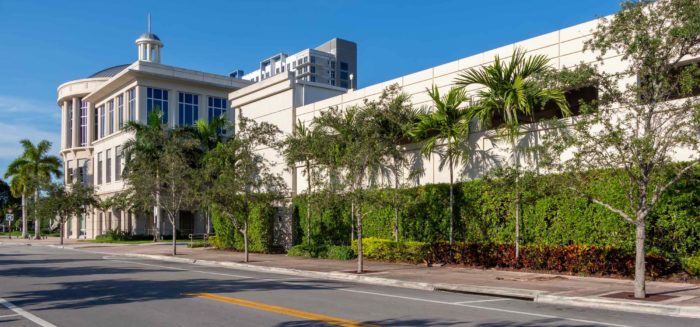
455 48 569 259
410 86 471 244
282 120 323 245
4 139 62 239
7 171 30 238
194 115 228 235
123 110 167 240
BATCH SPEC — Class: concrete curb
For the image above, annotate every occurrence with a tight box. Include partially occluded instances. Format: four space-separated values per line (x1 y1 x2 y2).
536 294 700 319
5 243 699 319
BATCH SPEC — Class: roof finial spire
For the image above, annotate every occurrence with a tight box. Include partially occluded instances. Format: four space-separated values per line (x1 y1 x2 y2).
148 13 151 33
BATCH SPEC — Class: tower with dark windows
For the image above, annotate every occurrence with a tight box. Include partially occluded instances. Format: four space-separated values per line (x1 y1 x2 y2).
135 15 163 63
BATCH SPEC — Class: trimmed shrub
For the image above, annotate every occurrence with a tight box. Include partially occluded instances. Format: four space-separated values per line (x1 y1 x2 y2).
682 255 700 277
286 244 327 258
352 237 427 264
325 246 355 260
292 165 700 259
424 242 679 277
210 203 276 253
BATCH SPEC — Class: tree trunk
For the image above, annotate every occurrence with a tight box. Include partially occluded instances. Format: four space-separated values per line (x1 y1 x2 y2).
394 178 399 242
356 209 363 274
59 220 64 245
449 159 454 245
206 210 210 235
512 141 521 261
350 201 355 242
172 219 177 256
306 161 311 245
634 220 646 298
34 190 40 239
155 171 162 241
21 193 27 239
243 219 249 263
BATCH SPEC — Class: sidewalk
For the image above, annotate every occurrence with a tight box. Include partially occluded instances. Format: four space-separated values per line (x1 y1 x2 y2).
3 237 700 319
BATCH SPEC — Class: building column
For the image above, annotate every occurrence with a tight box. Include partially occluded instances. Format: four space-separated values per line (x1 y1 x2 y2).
146 44 152 61
136 86 144 122
60 101 68 150
72 97 80 147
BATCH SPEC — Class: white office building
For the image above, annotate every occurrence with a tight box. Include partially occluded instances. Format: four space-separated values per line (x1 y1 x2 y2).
59 16 697 242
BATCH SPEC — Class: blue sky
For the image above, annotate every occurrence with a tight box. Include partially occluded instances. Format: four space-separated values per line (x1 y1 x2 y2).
0 0 620 178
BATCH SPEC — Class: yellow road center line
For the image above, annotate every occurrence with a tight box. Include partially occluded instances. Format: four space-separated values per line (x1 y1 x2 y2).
187 292 379 327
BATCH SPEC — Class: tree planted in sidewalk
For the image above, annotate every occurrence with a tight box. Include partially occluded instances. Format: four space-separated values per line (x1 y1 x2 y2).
314 104 393 273
38 182 96 245
410 86 471 244
542 0 700 298
455 48 569 259
123 110 168 241
204 115 286 263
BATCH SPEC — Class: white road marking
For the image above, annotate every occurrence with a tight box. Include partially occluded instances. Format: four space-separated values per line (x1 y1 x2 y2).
108 257 633 327
0 313 20 318
0 297 57 327
339 289 633 327
453 298 512 304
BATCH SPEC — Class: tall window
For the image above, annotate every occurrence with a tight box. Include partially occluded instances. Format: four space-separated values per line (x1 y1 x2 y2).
115 146 122 181
128 88 136 122
99 105 105 138
66 101 73 148
107 100 114 135
178 92 199 126
147 87 169 124
106 149 112 183
117 95 124 130
93 107 99 141
97 152 102 185
77 159 87 184
79 100 87 146
208 96 227 134
66 160 73 184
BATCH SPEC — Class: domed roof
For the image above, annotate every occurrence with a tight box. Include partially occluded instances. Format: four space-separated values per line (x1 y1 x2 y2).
138 32 160 41
88 64 129 78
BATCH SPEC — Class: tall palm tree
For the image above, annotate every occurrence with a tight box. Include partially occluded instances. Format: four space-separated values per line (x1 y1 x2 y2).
5 139 62 239
8 174 29 238
123 110 167 240
282 120 323 245
194 115 228 234
410 85 471 244
455 48 569 259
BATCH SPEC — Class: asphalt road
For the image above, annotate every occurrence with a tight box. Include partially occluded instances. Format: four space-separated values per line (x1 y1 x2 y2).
0 245 696 327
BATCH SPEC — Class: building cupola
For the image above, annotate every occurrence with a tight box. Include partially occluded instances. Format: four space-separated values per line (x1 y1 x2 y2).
135 14 163 63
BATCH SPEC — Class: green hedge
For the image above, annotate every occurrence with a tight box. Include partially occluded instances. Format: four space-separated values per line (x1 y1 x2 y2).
210 203 275 253
351 237 426 264
287 244 355 260
292 166 700 257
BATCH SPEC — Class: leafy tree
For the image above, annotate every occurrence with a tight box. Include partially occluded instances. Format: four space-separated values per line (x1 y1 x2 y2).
204 115 286 262
6 174 30 238
314 104 393 273
410 86 471 244
38 182 96 245
543 0 700 298
193 115 228 235
366 84 423 241
123 110 167 240
455 48 569 258
282 119 324 244
4 140 62 239
125 122 200 255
